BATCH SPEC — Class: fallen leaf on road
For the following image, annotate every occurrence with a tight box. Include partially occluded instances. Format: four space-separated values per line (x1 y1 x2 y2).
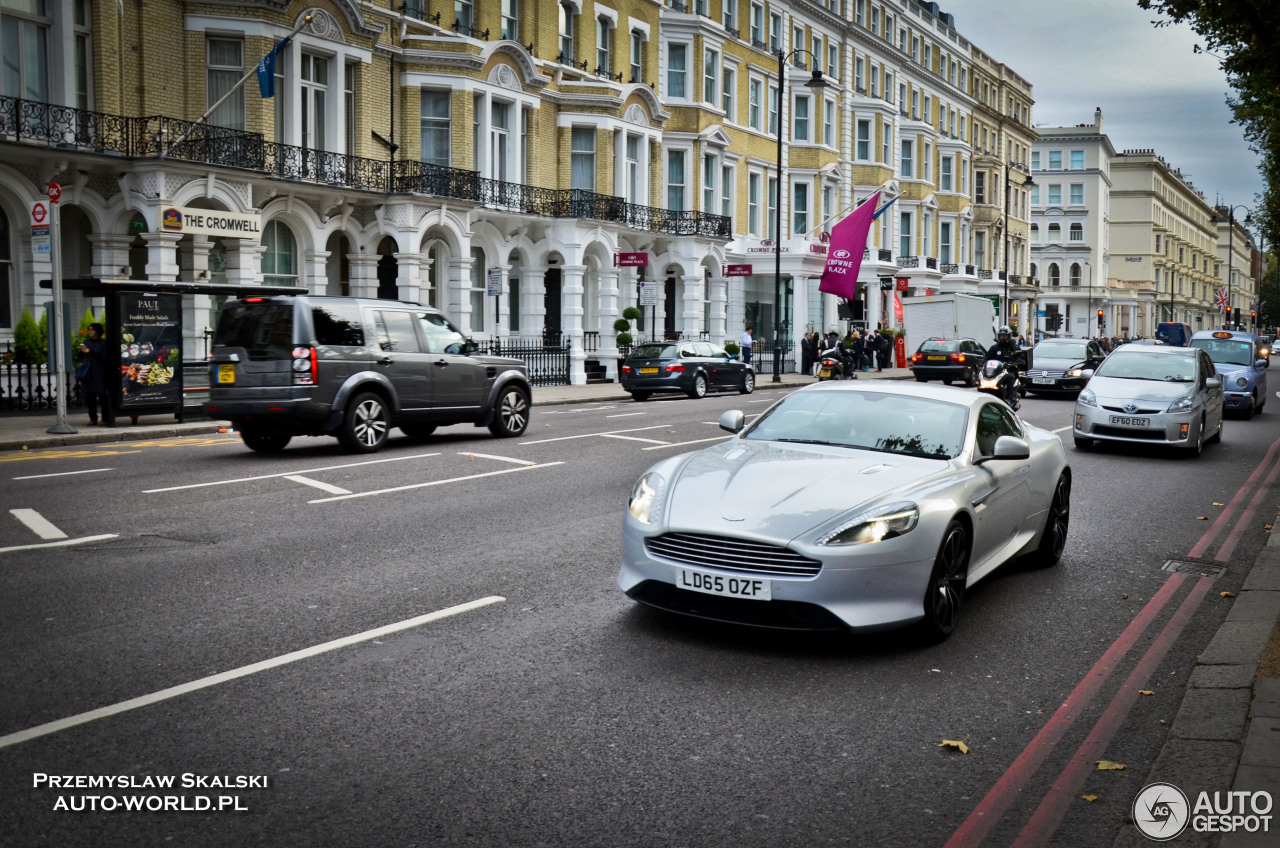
1097 761 1126 770
1139 690 1154 696
1220 591 1235 598
1213 502 1225 506
1082 795 1099 802
1122 594 1129 600
938 739 969 754
1266 524 1274 532
1196 516 1209 520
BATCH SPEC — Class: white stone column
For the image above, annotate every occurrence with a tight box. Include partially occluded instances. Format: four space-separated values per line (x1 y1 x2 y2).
560 264 587 384
142 232 181 282
491 264 511 337
229 242 266 287
303 249 330 296
182 236 213 359
862 280 882 332
682 272 704 338
394 252 423 304
448 255 474 331
348 255 378 299
523 266 545 342
599 266 622 378
707 275 728 344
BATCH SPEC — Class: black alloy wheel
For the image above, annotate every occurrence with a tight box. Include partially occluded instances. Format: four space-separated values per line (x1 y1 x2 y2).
1027 475 1070 568
489 387 530 437
338 392 390 453
241 428 291 453
687 373 708 399
739 370 755 394
919 520 970 643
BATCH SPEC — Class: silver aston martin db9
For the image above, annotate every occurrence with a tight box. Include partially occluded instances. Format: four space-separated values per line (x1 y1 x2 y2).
619 382 1071 641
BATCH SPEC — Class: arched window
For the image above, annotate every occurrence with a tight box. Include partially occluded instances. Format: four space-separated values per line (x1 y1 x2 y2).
470 246 485 332
261 220 298 285
1047 222 1061 243
425 240 449 309
0 205 11 329
1048 263 1060 286
1069 263 1082 286
1030 263 1038 284
1069 222 1083 242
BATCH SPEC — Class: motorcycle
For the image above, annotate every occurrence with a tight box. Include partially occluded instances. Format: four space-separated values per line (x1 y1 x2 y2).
977 355 1026 411
816 347 849 381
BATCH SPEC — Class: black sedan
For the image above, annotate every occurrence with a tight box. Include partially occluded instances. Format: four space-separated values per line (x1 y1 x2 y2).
620 341 755 401
1020 338 1106 395
908 338 986 385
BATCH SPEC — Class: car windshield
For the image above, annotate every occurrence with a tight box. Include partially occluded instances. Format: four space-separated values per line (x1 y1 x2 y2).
744 391 968 459
919 340 959 353
1190 339 1254 366
1094 351 1196 382
1034 341 1088 358
630 344 678 359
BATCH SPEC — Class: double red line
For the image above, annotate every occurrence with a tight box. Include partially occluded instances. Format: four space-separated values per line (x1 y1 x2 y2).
946 432 1280 848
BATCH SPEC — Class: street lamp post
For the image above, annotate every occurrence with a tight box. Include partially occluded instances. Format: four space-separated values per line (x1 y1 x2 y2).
1002 162 1033 331
1085 260 1092 339
1215 203 1253 329
772 50 828 382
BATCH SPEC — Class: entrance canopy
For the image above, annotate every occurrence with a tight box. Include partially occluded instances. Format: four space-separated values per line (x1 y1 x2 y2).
41 278 308 297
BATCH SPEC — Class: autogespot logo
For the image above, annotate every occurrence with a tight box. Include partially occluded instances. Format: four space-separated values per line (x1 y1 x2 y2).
833 249 851 259
1133 783 1190 841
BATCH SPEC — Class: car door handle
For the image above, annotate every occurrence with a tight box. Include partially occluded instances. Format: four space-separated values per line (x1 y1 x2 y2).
378 357 392 365
434 359 449 367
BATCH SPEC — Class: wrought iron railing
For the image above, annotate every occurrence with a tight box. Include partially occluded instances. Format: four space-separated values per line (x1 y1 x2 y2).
899 256 920 269
941 263 959 274
454 19 489 40
483 336 571 387
879 249 893 262
925 257 938 270
751 38 769 52
978 270 993 279
725 26 740 39
965 264 976 275
1009 274 1023 285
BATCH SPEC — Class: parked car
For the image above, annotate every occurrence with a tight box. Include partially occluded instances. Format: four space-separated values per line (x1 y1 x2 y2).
206 295 532 453
619 382 1071 642
1073 345 1224 456
907 337 986 386
1155 322 1193 346
619 341 755 401
1189 329 1268 417
1020 338 1107 396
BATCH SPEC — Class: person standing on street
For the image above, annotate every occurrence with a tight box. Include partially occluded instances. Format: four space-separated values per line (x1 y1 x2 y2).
740 326 754 365
80 322 115 427
801 331 816 376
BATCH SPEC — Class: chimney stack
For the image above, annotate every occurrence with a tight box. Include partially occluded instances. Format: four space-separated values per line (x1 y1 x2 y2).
1095 107 1103 132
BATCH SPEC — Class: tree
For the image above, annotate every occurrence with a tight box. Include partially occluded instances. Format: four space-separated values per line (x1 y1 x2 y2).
13 308 45 365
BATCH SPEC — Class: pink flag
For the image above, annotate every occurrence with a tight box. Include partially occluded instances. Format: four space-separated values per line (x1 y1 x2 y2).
818 191 880 300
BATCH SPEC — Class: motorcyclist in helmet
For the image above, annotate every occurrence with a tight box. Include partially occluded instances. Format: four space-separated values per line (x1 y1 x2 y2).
986 326 1024 406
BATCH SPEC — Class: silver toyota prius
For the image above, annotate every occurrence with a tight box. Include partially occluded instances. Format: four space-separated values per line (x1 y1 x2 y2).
619 382 1071 642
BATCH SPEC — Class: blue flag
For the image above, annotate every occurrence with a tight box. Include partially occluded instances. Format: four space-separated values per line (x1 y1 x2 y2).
257 36 290 98
872 196 897 220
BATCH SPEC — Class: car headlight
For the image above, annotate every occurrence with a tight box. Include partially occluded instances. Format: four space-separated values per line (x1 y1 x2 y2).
818 501 919 546
1078 389 1097 407
1066 363 1086 378
627 472 665 525
1168 395 1195 412
1236 376 1249 388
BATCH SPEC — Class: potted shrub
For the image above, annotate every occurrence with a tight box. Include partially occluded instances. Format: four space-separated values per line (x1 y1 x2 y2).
13 309 45 365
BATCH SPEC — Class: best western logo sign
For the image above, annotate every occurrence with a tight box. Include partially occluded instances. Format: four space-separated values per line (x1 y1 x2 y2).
160 206 262 239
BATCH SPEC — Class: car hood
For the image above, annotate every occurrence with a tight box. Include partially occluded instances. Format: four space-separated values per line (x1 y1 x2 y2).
1212 362 1252 379
665 440 948 541
1031 355 1087 370
1086 375 1193 402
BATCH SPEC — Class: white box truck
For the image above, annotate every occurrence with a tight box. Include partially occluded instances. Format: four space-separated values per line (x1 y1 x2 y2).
901 293 998 358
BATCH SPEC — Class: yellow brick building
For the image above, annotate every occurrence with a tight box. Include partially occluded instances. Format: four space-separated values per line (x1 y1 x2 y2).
0 0 1032 378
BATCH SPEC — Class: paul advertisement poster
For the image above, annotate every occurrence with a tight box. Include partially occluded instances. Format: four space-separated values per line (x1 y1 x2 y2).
118 292 182 411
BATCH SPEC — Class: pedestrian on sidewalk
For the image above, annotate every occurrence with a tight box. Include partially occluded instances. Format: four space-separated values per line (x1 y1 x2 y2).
800 331 816 376
740 326 754 365
79 322 115 427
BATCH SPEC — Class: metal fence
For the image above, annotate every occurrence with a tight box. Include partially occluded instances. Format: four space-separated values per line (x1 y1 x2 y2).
0 350 210 414
482 337 571 387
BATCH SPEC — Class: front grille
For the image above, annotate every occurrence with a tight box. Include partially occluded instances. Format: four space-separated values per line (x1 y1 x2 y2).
627 580 846 630
1025 369 1066 379
1093 425 1165 440
646 533 822 577
1102 404 1163 414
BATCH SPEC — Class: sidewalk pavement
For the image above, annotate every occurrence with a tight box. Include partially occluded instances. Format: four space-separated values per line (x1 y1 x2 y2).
4 365 1276 843
0 366 913 452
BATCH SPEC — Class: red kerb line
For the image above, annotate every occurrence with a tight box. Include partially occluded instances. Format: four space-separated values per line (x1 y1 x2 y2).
1010 576 1213 847
943 572 1187 848
1188 433 1280 560
1215 452 1280 563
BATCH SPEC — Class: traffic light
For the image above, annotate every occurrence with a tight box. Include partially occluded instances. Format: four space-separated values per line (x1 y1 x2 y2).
1051 313 1063 330
1251 310 1258 325
1097 309 1105 329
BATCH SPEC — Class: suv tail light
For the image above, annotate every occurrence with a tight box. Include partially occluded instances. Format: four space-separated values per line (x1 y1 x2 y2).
949 353 967 363
292 346 317 385
910 353 923 363
621 365 633 374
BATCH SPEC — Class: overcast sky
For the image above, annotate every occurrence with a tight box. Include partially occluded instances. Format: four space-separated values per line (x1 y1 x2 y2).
951 0 1262 215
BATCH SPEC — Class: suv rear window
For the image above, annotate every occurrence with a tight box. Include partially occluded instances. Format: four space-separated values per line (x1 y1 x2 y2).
214 301 294 360
919 340 959 353
312 303 366 346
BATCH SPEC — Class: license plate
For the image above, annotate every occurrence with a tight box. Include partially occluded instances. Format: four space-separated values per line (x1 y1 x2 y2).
1033 377 1056 385
927 355 947 361
639 367 659 374
818 369 832 378
676 568 772 601
217 364 235 384
1109 415 1149 427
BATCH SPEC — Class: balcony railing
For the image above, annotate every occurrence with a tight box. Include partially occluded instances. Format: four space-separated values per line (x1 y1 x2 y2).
941 263 959 274
1009 274 1023 285
751 38 769 52
879 249 893 262
965 264 976 275
454 19 489 39
898 256 920 269
1 93 729 240
978 270 993 279
925 257 938 270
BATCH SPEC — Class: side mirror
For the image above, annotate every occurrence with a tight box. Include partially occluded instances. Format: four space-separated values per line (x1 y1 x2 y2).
1256 359 1268 369
1082 369 1095 379
978 435 1031 464
719 410 745 433
463 339 480 355
1206 377 1221 390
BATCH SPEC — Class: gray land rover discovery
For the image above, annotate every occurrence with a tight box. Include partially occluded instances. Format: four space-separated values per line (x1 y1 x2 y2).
206 295 532 453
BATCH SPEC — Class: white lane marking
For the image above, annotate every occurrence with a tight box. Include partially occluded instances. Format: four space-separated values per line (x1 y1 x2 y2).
520 424 673 445
0 596 506 750
143 453 443 493
13 468 114 481
606 412 647 418
284 475 352 495
0 534 118 554
543 405 618 414
309 462 565 503
600 434 671 445
748 399 774 403
1051 426 1072 434
643 436 734 450
9 509 66 540
457 452 536 467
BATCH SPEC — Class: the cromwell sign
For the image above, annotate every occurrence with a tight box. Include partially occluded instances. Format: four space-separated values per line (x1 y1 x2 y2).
161 206 262 239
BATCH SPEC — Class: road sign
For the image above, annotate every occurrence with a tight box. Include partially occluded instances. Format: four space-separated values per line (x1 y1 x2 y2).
638 282 659 306
31 201 48 226
47 183 61 203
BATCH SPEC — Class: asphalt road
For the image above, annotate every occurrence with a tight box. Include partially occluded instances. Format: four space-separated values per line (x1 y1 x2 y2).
0 388 1275 848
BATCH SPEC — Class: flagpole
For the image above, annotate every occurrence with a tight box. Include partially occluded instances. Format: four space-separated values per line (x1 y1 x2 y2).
163 14 312 157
